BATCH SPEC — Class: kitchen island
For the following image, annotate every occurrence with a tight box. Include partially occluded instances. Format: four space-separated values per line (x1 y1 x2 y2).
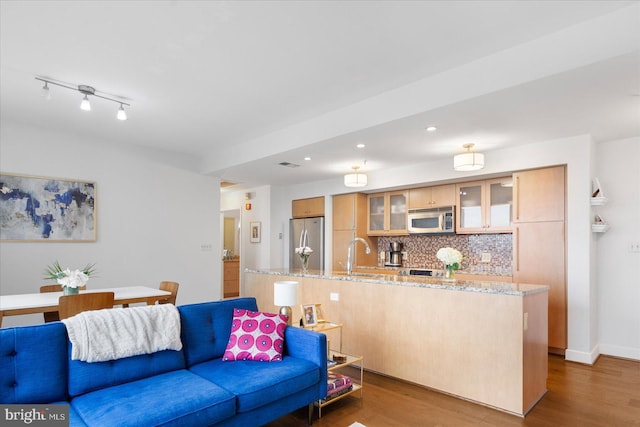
244 268 548 416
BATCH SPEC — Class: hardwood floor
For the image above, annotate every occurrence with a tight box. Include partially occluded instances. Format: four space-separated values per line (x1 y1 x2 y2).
265 355 640 427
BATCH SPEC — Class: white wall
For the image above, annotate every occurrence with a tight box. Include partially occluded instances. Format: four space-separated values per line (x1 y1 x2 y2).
0 121 221 327
595 137 640 360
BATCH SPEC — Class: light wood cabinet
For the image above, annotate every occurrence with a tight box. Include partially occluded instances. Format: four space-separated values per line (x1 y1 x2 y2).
333 193 377 271
513 166 565 222
223 260 240 298
408 184 455 209
455 177 513 234
512 165 566 353
513 221 565 351
367 191 408 236
292 196 325 218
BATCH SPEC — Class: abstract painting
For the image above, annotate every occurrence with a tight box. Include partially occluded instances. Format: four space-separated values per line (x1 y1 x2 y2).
0 173 96 241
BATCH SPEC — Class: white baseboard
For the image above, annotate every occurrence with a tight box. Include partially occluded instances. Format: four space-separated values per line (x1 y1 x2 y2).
599 343 640 361
565 345 600 365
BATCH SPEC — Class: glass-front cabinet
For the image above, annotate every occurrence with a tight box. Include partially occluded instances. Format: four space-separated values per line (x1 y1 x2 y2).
456 177 513 234
367 191 408 235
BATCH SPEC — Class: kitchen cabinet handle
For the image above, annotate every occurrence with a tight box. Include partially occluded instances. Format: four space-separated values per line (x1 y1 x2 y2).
514 227 520 272
515 175 520 221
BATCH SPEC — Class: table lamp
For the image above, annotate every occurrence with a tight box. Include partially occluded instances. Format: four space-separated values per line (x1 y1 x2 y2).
274 281 298 326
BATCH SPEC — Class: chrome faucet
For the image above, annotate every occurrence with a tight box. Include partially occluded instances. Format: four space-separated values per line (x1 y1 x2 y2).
346 237 371 275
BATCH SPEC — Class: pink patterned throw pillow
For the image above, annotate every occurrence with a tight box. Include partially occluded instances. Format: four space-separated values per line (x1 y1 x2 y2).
223 308 288 362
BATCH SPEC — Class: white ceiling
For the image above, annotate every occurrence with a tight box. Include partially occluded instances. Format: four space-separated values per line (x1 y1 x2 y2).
1 1 639 188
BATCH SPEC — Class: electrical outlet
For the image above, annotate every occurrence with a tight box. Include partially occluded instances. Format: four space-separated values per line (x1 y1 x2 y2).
330 292 339 302
200 243 213 251
629 242 640 253
481 252 491 263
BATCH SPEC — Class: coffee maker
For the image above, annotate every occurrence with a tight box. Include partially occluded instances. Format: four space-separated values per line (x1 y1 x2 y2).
386 241 403 267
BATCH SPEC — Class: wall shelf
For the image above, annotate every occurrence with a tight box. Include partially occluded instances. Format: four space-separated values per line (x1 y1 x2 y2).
591 178 609 233
592 224 610 233
590 196 608 206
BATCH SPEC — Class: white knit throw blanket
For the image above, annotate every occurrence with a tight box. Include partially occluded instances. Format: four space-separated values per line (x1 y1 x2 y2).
62 304 182 363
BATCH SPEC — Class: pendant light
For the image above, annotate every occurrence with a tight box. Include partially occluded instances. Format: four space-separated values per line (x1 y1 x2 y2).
41 81 51 100
117 104 127 120
80 95 91 111
344 166 368 187
454 143 485 171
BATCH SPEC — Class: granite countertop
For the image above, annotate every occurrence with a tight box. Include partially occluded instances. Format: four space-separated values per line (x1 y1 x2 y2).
245 268 548 297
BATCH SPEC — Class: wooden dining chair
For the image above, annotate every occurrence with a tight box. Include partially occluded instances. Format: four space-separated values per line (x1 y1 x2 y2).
158 281 179 305
40 284 87 322
122 281 179 308
58 292 115 320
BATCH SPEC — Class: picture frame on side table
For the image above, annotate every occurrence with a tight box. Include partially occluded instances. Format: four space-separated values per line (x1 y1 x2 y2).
0 173 96 242
315 303 326 323
301 304 318 327
250 221 261 243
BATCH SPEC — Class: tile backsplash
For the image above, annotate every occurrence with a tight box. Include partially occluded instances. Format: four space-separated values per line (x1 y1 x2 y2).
378 234 512 273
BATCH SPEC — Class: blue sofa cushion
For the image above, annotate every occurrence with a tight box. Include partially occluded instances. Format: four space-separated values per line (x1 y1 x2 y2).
68 348 185 397
189 356 321 413
51 402 88 427
0 323 68 404
71 370 236 427
179 298 258 367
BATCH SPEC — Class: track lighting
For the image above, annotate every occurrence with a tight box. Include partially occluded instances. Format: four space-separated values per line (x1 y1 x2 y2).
35 77 130 120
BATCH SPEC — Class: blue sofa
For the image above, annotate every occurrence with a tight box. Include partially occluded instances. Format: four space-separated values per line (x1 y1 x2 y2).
0 297 328 426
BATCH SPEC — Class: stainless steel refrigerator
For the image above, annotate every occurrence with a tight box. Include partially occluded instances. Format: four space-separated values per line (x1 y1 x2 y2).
290 216 324 271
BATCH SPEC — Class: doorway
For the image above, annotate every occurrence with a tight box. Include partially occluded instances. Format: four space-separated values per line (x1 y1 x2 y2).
222 209 240 298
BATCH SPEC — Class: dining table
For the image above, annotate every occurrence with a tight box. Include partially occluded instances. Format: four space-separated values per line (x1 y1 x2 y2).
0 286 171 326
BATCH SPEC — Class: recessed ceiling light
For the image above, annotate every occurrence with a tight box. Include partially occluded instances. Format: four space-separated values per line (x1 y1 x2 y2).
304 156 311 161
425 126 437 132
356 143 365 148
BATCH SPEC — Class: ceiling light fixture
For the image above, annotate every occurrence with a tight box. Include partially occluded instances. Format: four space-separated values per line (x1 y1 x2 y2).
35 77 130 120
117 104 127 121
425 126 437 132
454 143 485 171
40 81 51 100
344 166 368 187
356 143 366 148
80 95 91 111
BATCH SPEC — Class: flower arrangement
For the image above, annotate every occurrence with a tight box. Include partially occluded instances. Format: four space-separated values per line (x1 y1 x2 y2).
295 246 313 271
436 247 463 281
295 229 313 271
44 261 96 293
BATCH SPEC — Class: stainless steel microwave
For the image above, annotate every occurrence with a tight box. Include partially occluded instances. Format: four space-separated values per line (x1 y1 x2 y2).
407 206 455 234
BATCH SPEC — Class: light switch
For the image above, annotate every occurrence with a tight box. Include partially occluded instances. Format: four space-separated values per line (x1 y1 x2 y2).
330 292 339 301
481 252 491 263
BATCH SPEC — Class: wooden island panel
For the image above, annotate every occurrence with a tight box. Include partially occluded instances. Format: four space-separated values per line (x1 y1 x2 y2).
245 271 548 416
